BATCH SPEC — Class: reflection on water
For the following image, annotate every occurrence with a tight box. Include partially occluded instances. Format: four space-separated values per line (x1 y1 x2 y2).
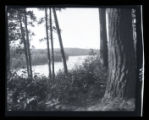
17 55 89 77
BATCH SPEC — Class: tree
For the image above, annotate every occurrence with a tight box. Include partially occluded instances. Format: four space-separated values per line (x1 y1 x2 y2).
49 8 55 80
104 8 136 100
18 10 30 78
7 8 30 77
45 8 52 79
24 9 33 79
53 8 68 74
6 7 13 79
7 7 36 79
99 8 108 69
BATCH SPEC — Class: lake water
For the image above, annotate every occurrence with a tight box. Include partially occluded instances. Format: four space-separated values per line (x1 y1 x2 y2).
17 55 90 77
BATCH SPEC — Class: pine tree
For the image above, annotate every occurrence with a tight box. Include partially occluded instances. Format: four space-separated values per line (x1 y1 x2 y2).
24 9 33 79
104 8 136 99
45 8 52 79
18 11 30 78
53 8 68 74
99 8 108 69
49 8 55 80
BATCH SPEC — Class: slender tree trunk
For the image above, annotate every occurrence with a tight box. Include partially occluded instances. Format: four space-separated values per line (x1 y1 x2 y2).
49 8 55 80
18 13 30 78
99 8 108 69
45 8 52 79
24 9 33 79
53 8 68 74
6 10 10 80
104 8 136 99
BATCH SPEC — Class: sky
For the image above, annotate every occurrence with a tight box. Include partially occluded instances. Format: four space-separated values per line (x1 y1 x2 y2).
23 8 101 49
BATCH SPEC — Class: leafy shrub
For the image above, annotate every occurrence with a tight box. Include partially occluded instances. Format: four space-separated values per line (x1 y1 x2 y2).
7 74 49 111
46 56 108 108
7 55 108 111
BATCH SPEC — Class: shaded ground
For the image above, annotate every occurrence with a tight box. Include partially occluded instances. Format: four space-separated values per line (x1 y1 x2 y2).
44 98 135 111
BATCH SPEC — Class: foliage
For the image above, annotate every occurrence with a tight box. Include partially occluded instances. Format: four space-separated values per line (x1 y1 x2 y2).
7 56 108 111
7 73 49 111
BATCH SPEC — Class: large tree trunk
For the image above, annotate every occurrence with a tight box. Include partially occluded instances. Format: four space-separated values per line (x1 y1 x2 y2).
99 8 108 68
18 13 30 78
45 8 52 79
49 8 55 80
53 8 68 74
24 9 33 79
104 8 136 99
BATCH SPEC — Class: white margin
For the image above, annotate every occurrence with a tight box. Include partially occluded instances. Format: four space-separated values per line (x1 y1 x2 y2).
140 5 144 117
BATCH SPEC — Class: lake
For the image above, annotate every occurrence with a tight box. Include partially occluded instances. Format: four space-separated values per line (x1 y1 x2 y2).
17 55 90 77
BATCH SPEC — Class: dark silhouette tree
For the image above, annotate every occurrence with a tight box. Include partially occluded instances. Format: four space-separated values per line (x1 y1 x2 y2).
7 7 36 79
24 9 33 79
6 8 21 79
99 8 108 69
18 10 30 77
104 8 136 100
7 8 17 78
49 8 55 80
53 8 68 74
45 8 52 79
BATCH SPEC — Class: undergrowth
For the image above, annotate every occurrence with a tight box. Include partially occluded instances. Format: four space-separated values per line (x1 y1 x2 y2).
7 55 108 111
7 55 135 111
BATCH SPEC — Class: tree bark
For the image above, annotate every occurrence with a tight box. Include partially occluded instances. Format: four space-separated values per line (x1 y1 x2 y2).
49 8 55 80
99 8 108 68
24 9 33 80
53 8 68 74
104 8 136 99
45 8 52 79
18 13 30 78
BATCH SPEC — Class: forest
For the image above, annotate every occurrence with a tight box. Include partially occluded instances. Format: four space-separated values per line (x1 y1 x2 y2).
6 6 142 111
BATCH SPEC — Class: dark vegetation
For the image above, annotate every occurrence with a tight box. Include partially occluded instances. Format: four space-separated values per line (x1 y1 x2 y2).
10 48 98 69
7 56 107 111
7 7 139 112
10 48 67 69
8 55 135 111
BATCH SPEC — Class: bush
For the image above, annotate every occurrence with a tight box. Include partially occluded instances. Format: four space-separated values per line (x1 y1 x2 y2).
7 74 49 111
7 55 108 111
46 56 108 108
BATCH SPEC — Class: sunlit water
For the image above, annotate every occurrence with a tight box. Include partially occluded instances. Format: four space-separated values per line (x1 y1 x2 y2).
16 55 90 77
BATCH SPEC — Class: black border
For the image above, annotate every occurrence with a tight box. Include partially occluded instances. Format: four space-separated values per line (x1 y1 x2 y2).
0 0 145 118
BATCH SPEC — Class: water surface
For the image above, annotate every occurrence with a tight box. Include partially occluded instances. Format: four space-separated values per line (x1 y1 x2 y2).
17 55 89 77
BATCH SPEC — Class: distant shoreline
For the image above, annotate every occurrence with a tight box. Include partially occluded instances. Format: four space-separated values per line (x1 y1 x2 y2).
10 48 98 69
